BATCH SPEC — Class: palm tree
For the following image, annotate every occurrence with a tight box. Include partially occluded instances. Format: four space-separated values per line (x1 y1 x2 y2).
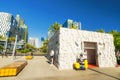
49 22 62 33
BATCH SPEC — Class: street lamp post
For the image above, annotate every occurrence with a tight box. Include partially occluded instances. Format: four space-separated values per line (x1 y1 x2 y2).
4 32 9 57
12 35 17 60
5 37 8 53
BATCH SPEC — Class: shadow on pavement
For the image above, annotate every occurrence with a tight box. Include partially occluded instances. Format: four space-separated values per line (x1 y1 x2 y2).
89 68 120 80
46 61 51 64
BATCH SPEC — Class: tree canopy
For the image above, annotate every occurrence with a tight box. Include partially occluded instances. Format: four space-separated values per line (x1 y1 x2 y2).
96 29 105 33
97 29 120 51
25 43 36 50
0 45 4 50
8 37 16 42
40 39 48 53
0 35 6 40
16 43 36 53
70 24 79 29
109 30 120 51
49 22 62 32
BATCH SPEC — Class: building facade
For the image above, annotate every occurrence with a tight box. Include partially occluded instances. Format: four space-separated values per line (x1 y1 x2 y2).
63 19 81 29
48 19 81 40
28 38 40 48
48 28 117 70
0 12 17 38
16 14 28 43
0 12 28 49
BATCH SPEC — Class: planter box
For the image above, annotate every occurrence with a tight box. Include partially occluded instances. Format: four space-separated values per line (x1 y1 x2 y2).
0 61 27 76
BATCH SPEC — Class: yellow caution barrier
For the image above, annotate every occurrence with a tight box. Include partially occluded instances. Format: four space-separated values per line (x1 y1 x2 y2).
84 59 88 69
25 56 33 60
0 61 27 77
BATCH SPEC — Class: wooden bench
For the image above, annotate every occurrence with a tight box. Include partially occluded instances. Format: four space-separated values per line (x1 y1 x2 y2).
0 61 27 76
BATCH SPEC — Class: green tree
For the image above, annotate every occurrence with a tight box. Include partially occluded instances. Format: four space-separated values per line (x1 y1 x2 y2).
40 39 48 53
109 30 118 34
8 37 16 42
25 43 36 50
0 45 4 50
49 22 62 32
20 49 30 54
109 30 120 64
16 43 36 55
70 24 79 29
96 29 105 33
0 35 6 40
109 30 120 51
96 29 120 51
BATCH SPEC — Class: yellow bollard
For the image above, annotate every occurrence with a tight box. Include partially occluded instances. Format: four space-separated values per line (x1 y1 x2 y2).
73 62 80 69
25 56 33 60
84 59 88 69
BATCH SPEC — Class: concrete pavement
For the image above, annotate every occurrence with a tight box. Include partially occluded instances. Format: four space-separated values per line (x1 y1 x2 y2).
0 56 120 80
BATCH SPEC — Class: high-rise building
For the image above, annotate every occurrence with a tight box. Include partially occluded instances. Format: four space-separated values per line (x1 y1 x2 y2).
0 12 17 38
28 37 40 48
0 12 28 49
63 19 81 29
48 19 81 40
16 14 28 43
47 30 55 40
0 12 28 42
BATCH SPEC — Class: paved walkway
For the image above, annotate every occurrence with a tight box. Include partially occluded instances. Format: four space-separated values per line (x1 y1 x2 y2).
0 56 120 80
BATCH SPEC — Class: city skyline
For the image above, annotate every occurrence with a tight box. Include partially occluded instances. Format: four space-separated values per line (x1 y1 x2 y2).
0 0 120 40
28 37 40 48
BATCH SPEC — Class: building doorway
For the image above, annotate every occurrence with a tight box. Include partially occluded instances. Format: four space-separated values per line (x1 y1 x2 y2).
84 42 98 67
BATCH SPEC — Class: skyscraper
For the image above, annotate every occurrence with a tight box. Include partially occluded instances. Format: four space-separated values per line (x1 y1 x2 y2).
63 19 81 29
28 37 40 48
48 19 81 40
16 14 28 43
0 12 28 49
0 12 17 37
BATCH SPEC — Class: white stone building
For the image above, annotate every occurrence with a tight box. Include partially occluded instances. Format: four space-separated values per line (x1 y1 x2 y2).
48 28 117 70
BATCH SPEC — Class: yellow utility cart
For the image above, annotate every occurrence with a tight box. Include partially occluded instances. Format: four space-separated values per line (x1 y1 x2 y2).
73 59 88 70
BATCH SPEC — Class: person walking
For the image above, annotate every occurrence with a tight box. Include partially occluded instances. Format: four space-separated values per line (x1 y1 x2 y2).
2 49 7 58
50 50 54 65
1 49 4 58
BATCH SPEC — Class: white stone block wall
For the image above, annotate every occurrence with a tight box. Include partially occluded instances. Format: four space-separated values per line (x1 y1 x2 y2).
48 28 117 70
48 30 60 68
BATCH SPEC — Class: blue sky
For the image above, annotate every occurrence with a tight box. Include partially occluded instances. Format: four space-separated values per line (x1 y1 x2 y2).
0 0 120 40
